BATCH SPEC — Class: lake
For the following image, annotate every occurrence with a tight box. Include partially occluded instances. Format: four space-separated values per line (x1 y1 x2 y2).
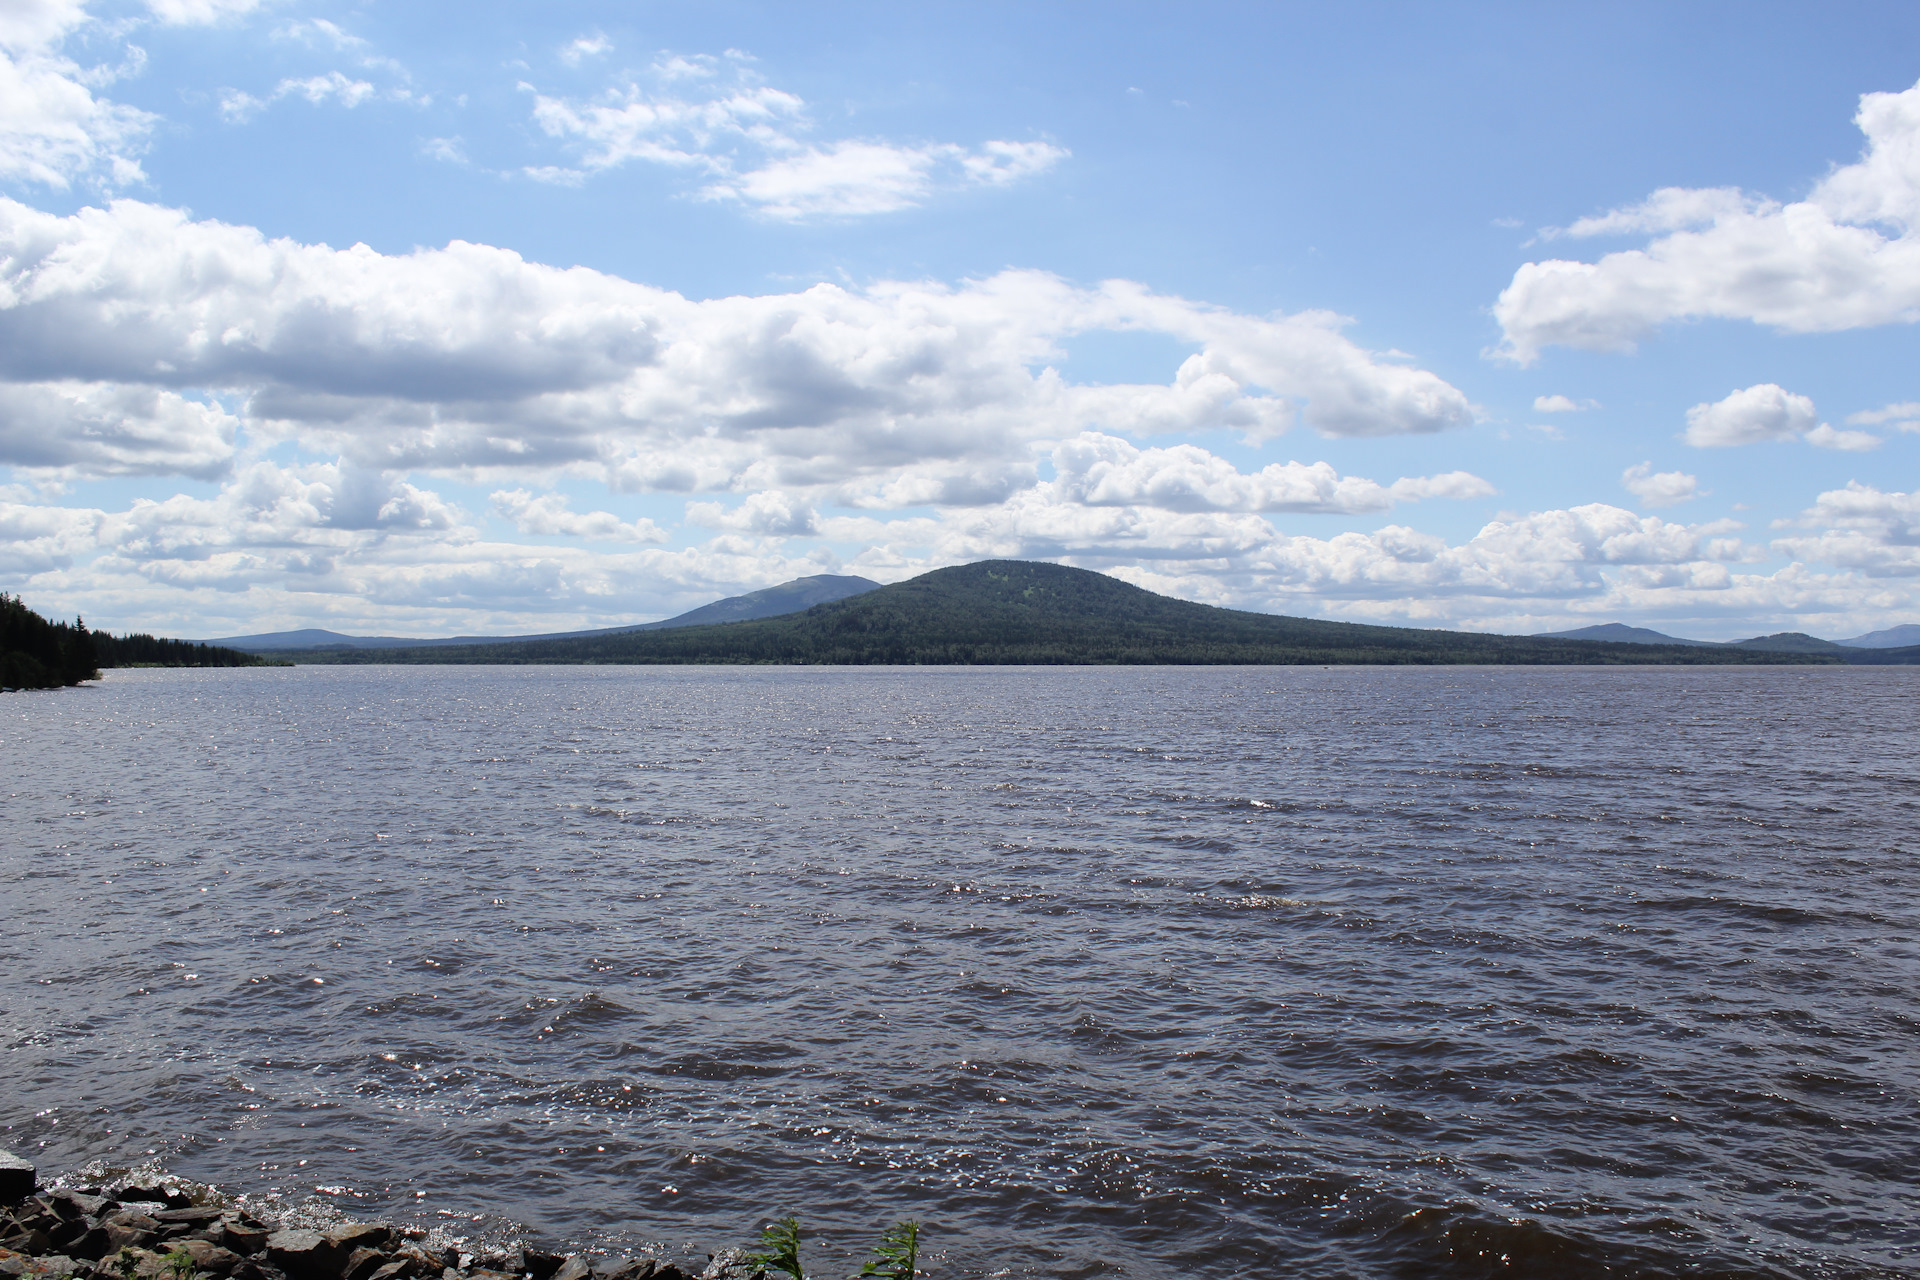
3 664 1916 1278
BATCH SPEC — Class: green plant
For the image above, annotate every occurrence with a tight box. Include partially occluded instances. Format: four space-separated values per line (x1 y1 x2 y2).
855 1221 919 1280
163 1246 200 1280
746 1215 805 1280
113 1249 141 1280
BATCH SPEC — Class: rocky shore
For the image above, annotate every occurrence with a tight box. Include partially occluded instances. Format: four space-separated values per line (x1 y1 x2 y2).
0 1154 766 1280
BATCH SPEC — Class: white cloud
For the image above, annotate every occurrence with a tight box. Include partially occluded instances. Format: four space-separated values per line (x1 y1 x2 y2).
1847 400 1920 431
0 0 155 188
1621 461 1699 508
1532 393 1594 412
145 0 261 24
1803 422 1881 452
0 199 1471 503
1047 432 1491 514
275 71 376 108
686 489 820 537
1772 483 1920 578
526 53 1067 219
1494 77 1920 363
0 380 236 478
489 488 666 543
707 138 1069 220
559 34 611 66
1683 383 1818 447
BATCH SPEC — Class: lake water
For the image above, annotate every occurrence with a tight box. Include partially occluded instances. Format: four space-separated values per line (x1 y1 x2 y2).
2 664 1917 1279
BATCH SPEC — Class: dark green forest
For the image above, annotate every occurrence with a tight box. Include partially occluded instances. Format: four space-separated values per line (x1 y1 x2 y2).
1 593 101 689
2 594 275 690
289 560 1860 667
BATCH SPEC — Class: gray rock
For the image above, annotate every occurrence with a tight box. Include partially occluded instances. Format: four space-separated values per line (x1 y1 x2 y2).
173 1241 244 1275
0 1249 81 1277
323 1228 392 1256
0 1154 35 1205
339 1247 389 1280
695 1252 763 1280
219 1223 269 1257
548 1259 591 1280
263 1230 344 1280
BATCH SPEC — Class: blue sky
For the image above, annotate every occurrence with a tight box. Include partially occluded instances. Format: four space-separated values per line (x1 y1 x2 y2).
3 0 1918 640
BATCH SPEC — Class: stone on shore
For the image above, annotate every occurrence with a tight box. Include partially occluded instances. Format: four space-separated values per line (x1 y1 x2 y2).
0 1155 35 1205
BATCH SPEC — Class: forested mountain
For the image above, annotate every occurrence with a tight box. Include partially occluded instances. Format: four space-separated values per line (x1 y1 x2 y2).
3 594 275 690
286 560 1855 667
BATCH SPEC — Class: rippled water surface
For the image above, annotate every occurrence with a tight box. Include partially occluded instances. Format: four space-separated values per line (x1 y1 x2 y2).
4 664 1918 1278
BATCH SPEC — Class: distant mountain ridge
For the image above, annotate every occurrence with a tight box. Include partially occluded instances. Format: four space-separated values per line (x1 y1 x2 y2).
280 560 1892 667
1838 623 1920 648
1538 623 1718 647
1542 622 1917 651
212 574 881 651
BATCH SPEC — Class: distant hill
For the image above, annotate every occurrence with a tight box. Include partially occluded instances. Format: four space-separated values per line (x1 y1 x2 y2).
213 574 881 651
1724 631 1848 653
1837 623 1920 649
1537 623 1718 647
623 573 880 630
282 560 1852 668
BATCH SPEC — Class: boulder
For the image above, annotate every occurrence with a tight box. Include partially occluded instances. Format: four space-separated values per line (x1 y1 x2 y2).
322 1228 391 1257
263 1231 344 1280
1 1246 82 1278
0 1154 36 1204
218 1224 268 1257
547 1259 591 1280
695 1254 763 1280
338 1247 389 1280
172 1241 244 1275
595 1261 654 1280
99 1215 159 1255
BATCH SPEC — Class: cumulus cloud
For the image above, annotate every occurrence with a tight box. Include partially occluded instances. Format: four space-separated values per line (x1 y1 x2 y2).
1772 483 1920 578
0 199 1471 502
0 0 155 188
1803 422 1881 452
686 490 820 537
1621 461 1699 508
489 488 666 543
0 461 849 634
1678 384 1883 451
1532 393 1589 413
525 52 1067 218
1683 384 1818 447
0 381 236 478
1494 77 1920 363
1047 432 1492 514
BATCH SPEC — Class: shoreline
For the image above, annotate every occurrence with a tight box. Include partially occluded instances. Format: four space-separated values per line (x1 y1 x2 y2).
0 1156 764 1280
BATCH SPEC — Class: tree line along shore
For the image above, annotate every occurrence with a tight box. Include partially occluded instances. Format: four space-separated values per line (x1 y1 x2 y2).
1 594 272 691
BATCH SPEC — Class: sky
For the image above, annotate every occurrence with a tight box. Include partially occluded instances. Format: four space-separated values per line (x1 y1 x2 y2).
3 1 1919 642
